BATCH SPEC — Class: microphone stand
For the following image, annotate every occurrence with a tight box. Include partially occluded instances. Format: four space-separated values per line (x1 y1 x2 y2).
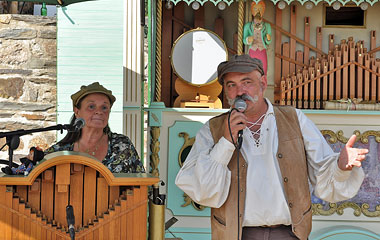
0 124 72 167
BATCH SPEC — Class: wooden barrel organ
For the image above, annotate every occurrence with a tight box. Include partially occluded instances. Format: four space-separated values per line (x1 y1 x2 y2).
0 151 159 240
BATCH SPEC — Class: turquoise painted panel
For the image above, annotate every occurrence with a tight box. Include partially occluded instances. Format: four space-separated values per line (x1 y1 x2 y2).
57 0 124 132
167 121 211 216
165 227 211 240
310 226 380 240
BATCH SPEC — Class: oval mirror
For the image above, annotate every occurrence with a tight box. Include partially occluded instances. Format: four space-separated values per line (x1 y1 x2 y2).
171 28 228 86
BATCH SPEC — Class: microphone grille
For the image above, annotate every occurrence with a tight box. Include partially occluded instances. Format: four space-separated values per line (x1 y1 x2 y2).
73 118 85 131
235 98 247 112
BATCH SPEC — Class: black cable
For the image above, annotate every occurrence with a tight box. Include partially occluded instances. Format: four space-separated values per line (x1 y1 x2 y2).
227 109 242 240
227 109 238 147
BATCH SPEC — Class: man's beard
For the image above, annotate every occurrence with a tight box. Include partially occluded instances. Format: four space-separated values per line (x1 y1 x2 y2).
227 94 259 107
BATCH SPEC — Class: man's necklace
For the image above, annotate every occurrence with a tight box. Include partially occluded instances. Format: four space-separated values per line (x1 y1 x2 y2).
77 134 104 156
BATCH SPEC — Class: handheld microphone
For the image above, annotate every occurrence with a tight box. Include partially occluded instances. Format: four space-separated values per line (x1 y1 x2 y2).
234 98 247 149
234 98 247 113
72 118 85 132
66 205 75 240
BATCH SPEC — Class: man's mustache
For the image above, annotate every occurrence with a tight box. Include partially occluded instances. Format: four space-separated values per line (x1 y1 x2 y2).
228 94 259 106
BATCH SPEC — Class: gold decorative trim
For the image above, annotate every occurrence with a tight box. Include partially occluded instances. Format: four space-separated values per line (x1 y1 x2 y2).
320 130 380 144
237 0 244 55
178 132 195 167
361 203 380 217
312 203 338 216
360 130 380 144
312 203 380 217
336 202 362 216
155 0 162 102
150 126 161 177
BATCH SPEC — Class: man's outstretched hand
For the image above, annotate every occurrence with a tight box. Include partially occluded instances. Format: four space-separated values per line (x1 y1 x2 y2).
338 135 369 171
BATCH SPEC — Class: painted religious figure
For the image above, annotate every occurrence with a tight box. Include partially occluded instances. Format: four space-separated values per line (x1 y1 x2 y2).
243 0 272 75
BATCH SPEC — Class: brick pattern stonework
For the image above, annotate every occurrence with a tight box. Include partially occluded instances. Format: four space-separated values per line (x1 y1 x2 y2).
0 14 57 163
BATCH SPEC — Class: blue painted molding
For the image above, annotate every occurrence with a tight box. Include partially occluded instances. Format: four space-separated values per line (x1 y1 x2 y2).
309 226 380 240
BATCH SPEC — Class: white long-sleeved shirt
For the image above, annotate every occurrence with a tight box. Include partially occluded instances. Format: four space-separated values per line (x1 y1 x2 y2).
175 100 364 227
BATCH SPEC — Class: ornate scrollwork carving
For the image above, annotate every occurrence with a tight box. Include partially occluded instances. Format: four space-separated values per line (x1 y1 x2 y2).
178 132 195 167
178 132 206 211
321 129 380 144
360 130 380 144
336 202 362 216
361 203 380 217
150 126 161 177
312 203 337 216
312 202 380 217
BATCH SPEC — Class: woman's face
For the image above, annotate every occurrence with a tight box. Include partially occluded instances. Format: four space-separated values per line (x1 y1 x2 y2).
74 93 111 130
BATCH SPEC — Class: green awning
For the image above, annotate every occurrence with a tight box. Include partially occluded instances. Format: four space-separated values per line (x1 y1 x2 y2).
169 0 379 7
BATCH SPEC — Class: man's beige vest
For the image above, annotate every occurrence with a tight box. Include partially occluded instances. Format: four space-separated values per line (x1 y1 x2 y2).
208 106 312 240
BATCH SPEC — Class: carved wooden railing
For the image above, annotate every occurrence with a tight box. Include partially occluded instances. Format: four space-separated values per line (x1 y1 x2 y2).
0 151 159 240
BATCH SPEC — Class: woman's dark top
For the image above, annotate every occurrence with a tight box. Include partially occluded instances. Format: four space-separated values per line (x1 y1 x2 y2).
45 132 145 173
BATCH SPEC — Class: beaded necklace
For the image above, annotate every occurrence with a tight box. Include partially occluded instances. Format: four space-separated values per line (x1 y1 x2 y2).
77 134 104 156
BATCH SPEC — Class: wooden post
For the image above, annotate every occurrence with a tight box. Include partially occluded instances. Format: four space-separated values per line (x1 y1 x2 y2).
214 18 224 39
309 66 315 109
303 68 309 109
335 47 342 99
342 43 348 99
328 55 335 101
364 53 370 100
274 9 283 103
194 5 204 28
370 31 376 51
296 51 303 73
161 1 174 106
280 78 285 105
349 40 356 99
282 42 290 77
329 35 335 52
371 59 377 101
322 59 328 108
304 17 310 64
290 5 297 75
286 75 292 105
12 196 20 240
42 169 55 223
292 74 297 107
316 27 322 59
357 48 363 99
70 164 84 228
297 70 303 108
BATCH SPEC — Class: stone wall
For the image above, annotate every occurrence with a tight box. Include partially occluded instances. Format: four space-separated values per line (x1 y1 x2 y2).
0 14 57 163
